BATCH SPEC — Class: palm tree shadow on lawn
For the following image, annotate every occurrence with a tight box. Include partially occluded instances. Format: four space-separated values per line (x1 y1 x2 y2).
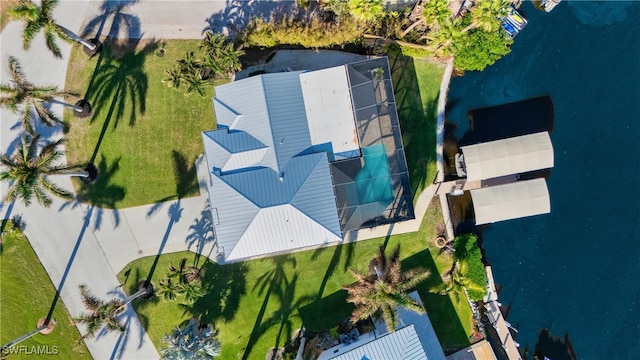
145 150 201 218
241 255 296 360
299 248 470 350
84 39 155 164
60 155 125 230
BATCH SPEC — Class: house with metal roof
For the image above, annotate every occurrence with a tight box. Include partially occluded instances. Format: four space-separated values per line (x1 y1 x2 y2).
202 58 414 263
318 292 446 360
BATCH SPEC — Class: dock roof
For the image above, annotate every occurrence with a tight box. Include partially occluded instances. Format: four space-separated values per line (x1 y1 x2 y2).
461 132 554 181
470 178 550 225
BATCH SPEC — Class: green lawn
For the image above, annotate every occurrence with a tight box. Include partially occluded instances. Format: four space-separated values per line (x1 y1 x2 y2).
391 56 445 199
0 222 91 359
64 39 225 208
117 200 472 359
63 42 443 208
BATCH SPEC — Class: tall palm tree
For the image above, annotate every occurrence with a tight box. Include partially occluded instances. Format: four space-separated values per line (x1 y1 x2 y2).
343 245 431 332
8 0 97 59
0 56 84 135
402 0 451 38
348 0 385 23
427 19 463 58
463 0 510 33
75 284 127 339
75 283 151 339
0 135 87 207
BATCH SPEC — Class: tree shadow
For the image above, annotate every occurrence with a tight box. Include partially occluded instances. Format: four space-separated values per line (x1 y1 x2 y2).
178 260 248 326
61 155 125 229
145 150 201 219
81 0 142 41
104 287 151 360
402 249 470 351
143 201 183 289
242 255 296 360
172 150 200 200
257 273 315 358
42 206 95 332
389 55 439 199
202 0 299 37
86 40 155 164
186 199 215 266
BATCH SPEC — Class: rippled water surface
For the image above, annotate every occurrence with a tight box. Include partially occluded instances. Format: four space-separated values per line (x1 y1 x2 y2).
446 2 640 358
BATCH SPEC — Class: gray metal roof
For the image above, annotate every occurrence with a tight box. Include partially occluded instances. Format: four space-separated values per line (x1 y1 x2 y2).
203 59 413 261
329 325 428 360
460 132 554 181
323 291 445 360
470 178 551 225
211 71 312 174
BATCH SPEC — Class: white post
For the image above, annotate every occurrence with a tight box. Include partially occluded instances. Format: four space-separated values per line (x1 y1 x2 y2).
57 25 97 51
48 98 84 113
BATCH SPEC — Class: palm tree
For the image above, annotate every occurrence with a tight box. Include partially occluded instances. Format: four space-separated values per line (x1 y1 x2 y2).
157 259 205 302
75 284 126 339
162 318 221 360
0 56 86 135
0 135 88 207
343 245 431 332
8 0 97 59
402 0 451 38
163 65 183 89
348 0 384 23
463 0 510 33
429 260 485 303
200 33 244 78
75 283 152 339
427 19 464 58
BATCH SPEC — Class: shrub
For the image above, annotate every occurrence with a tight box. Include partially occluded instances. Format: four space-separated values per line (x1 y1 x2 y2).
241 16 364 49
453 233 487 300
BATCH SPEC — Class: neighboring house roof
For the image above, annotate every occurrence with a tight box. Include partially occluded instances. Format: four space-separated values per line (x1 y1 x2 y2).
329 324 429 360
460 132 554 181
470 178 550 225
445 339 496 360
321 292 446 360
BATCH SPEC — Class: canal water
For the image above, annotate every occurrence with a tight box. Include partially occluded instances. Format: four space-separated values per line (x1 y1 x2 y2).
445 2 640 358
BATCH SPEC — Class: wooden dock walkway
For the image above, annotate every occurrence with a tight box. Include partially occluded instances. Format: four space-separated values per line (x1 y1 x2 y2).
434 174 519 196
484 266 523 360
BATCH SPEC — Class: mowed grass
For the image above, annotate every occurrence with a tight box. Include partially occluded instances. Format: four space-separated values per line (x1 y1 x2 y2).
391 56 445 200
0 223 91 359
117 201 473 359
64 39 224 208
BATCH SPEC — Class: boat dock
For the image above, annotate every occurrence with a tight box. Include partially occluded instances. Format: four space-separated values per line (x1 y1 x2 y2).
434 174 519 196
483 266 522 360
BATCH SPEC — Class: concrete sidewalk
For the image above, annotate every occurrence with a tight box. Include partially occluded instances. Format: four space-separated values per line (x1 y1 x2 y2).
0 1 161 358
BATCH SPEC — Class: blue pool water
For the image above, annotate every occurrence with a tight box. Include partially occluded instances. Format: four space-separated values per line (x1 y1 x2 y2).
446 2 640 358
